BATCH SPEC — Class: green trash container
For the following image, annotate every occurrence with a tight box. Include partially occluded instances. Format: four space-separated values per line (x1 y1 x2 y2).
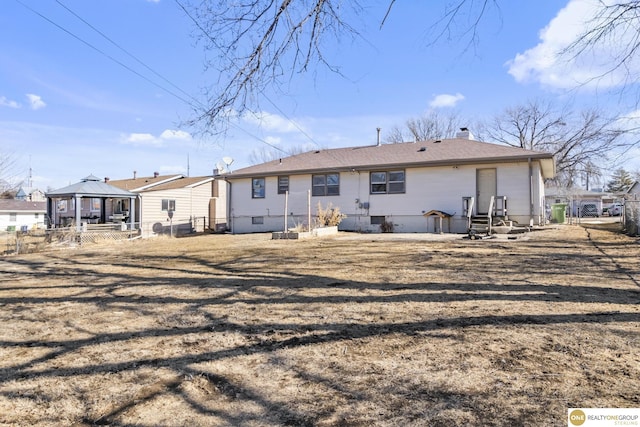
551 204 567 223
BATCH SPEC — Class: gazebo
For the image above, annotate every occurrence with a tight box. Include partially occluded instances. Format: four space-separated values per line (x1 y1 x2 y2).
46 175 137 232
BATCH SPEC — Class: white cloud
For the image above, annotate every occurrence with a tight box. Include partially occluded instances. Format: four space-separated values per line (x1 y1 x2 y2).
507 0 638 90
241 111 301 133
429 93 465 108
123 132 163 146
0 96 21 109
160 129 192 141
26 94 46 110
122 129 192 146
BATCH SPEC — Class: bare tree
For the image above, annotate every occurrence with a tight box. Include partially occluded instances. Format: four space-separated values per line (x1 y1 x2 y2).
179 0 640 135
177 0 362 134
249 144 311 165
386 111 464 143
0 151 23 197
485 99 631 188
177 1 506 134
563 1 640 95
422 0 500 52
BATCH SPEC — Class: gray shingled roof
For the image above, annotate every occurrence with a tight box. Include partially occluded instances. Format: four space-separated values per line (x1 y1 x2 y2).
108 174 184 192
226 139 555 179
46 175 137 198
138 176 214 192
0 200 46 212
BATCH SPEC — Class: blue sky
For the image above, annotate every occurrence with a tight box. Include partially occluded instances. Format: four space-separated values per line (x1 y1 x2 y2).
1 0 638 191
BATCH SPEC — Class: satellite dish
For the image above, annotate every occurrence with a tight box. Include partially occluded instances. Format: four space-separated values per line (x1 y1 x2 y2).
215 162 225 173
222 156 234 166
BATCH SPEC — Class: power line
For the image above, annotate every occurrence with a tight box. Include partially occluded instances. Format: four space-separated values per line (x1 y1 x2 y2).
174 0 323 152
15 0 286 157
14 0 195 108
19 0 337 165
55 0 197 106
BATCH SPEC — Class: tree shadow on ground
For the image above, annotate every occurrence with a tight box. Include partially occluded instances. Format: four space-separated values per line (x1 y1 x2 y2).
0 226 638 425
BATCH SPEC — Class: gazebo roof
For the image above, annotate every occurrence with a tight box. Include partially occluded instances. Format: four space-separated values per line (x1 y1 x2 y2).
46 175 137 198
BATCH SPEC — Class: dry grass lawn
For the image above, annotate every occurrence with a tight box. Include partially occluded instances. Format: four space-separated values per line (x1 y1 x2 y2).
0 223 638 426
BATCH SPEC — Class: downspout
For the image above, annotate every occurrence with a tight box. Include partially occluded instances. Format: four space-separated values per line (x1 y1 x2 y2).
225 179 233 234
129 196 136 231
528 157 534 227
137 194 143 234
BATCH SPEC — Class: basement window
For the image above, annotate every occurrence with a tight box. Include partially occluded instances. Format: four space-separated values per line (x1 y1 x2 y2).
370 216 385 225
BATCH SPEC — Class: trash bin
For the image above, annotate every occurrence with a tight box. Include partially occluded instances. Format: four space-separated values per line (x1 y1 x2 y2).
551 204 567 223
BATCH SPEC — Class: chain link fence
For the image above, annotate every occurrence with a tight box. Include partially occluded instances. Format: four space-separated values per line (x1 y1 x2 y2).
624 200 640 236
2 216 215 255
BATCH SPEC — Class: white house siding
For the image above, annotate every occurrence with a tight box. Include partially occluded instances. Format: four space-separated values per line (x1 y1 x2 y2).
140 184 212 236
229 160 547 234
0 212 46 231
210 180 228 231
493 162 547 226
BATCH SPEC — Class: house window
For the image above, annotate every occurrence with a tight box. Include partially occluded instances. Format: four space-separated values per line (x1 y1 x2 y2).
370 170 405 194
90 198 101 212
162 199 176 211
278 176 289 194
370 216 385 225
57 200 67 212
252 216 264 224
252 178 265 198
9 213 16 222
312 173 340 196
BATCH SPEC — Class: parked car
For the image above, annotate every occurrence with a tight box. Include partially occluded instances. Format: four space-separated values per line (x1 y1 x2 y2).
609 203 624 216
580 203 600 217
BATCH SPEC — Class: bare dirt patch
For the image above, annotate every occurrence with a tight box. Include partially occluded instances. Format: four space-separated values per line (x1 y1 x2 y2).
0 224 638 426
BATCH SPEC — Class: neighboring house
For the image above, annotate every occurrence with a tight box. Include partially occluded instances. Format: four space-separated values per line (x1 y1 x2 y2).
0 199 47 231
16 186 46 202
109 173 227 236
222 132 555 234
544 187 617 217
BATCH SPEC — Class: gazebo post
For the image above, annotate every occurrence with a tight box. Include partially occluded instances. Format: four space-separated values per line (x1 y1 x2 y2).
75 195 82 232
47 198 55 228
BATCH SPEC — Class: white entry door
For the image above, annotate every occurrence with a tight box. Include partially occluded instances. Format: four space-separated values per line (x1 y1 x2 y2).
476 168 497 215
